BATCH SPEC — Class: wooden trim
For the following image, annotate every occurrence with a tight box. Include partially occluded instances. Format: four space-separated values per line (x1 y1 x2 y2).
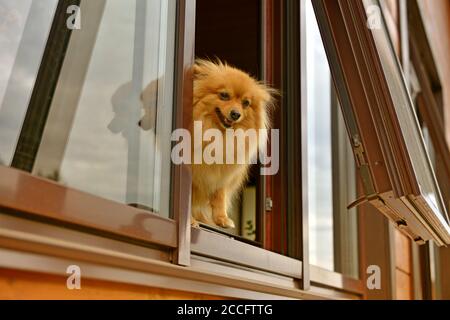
190 255 298 289
0 166 177 248
264 0 287 255
260 0 308 287
191 227 302 279
0 215 331 300
0 213 172 263
255 0 267 247
309 285 361 300
310 266 364 296
0 249 298 300
171 0 196 266
283 0 309 290
191 229 364 295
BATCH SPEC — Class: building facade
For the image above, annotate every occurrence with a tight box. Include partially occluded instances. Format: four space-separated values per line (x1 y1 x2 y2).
0 0 449 300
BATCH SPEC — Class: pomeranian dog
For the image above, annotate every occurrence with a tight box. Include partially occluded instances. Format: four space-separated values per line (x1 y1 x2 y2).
191 59 275 228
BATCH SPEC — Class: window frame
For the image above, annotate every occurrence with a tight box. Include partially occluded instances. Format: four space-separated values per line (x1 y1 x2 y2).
186 0 365 296
312 0 450 246
409 20 450 214
0 0 369 299
187 0 307 286
407 0 450 300
0 0 182 252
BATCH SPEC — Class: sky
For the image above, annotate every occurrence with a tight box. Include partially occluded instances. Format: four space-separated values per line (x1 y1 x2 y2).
306 0 335 271
0 0 58 165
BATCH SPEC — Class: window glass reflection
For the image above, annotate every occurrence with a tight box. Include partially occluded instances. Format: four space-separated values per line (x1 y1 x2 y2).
306 0 334 271
306 0 359 278
1 0 176 218
0 0 58 165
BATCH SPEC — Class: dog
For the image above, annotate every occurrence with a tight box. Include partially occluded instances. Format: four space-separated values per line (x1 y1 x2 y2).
191 59 275 228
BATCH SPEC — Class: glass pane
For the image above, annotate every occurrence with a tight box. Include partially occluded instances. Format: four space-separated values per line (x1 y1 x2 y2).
306 0 334 271
0 0 58 165
332 103 359 279
1 0 176 218
368 0 449 227
306 0 359 278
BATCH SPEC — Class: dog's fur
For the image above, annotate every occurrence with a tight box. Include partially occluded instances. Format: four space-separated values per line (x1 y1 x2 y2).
191 59 275 228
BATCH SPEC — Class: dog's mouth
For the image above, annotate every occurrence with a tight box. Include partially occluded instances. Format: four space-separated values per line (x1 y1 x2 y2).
215 108 233 128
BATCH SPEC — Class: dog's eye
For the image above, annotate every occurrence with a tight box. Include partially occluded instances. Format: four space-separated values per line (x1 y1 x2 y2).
242 99 251 108
219 92 230 101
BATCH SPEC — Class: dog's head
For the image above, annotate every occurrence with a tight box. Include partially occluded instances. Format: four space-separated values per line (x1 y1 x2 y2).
193 59 275 132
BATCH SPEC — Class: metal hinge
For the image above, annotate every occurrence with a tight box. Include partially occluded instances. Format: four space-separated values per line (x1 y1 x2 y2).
352 135 368 167
347 134 378 210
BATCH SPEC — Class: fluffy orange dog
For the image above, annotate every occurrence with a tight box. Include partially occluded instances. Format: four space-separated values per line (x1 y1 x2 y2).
192 59 275 228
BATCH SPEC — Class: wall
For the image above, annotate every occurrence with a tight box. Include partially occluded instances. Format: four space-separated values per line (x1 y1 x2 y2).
420 0 450 145
0 268 224 300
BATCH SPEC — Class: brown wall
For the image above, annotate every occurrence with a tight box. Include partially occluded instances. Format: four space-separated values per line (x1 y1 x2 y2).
420 0 450 145
0 268 224 300
420 0 450 300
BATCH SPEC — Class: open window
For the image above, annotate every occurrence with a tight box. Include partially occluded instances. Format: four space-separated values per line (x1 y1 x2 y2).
408 0 450 215
1 0 374 299
190 0 306 283
194 0 263 243
0 0 180 249
305 0 359 280
189 0 364 296
312 0 450 246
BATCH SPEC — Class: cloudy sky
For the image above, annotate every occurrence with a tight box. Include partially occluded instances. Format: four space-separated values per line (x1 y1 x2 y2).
0 0 58 164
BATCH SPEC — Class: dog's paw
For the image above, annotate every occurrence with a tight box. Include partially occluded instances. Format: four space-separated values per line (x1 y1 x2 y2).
191 217 200 228
214 215 235 229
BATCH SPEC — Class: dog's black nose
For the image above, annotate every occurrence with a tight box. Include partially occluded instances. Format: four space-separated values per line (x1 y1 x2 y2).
230 110 241 121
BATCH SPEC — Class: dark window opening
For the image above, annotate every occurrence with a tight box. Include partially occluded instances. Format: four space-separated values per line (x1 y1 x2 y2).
195 0 263 244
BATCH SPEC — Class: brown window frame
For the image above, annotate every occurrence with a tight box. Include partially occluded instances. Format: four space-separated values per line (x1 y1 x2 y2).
185 0 365 297
312 0 450 246
187 0 307 287
0 0 371 299
0 0 184 252
407 0 450 300
409 6 450 214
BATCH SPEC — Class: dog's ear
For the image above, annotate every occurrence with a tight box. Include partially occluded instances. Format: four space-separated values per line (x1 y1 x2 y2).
193 59 216 79
259 85 278 110
193 62 206 80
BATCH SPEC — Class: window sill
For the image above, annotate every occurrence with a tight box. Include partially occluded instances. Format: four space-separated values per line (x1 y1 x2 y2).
0 166 177 248
0 213 353 300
